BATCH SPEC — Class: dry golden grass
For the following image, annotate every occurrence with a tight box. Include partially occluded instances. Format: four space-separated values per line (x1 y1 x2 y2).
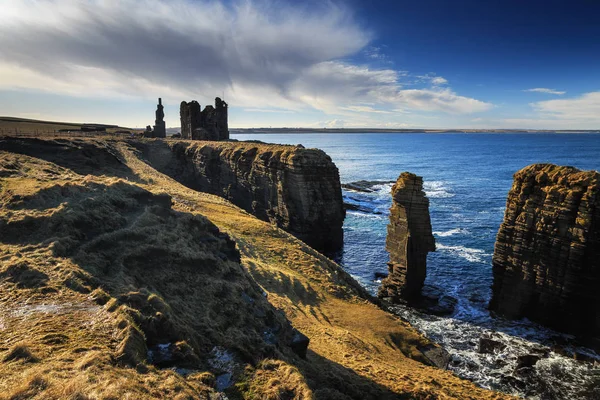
0 136 512 399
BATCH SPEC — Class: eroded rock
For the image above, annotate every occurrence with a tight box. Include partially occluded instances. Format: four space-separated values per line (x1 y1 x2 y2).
378 172 435 301
489 164 600 338
151 141 345 253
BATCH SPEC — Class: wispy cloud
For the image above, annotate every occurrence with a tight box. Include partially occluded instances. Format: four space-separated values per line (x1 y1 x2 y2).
0 0 492 126
339 105 392 114
532 91 600 120
243 108 296 114
501 91 600 129
524 88 566 95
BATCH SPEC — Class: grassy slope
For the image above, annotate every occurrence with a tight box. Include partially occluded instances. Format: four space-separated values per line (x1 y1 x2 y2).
0 137 510 399
0 117 136 135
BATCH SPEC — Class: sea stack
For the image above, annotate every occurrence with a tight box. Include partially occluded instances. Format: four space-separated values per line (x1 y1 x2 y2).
489 164 600 337
379 172 435 301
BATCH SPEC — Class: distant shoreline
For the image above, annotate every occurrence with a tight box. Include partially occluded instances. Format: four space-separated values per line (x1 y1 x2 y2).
230 128 600 134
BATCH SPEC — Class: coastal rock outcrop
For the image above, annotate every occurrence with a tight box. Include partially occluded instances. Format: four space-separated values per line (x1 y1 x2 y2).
378 172 435 301
489 164 600 337
143 140 345 253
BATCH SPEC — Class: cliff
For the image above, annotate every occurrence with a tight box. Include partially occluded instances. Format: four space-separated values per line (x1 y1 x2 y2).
0 136 508 399
490 163 600 337
138 140 345 253
378 172 435 301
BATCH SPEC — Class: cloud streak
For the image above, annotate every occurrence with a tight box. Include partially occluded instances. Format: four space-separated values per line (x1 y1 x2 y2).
0 0 492 125
524 88 566 95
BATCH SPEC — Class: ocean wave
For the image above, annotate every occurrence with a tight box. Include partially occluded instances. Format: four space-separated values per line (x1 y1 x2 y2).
346 210 386 220
436 243 490 263
370 182 395 201
433 228 468 237
424 181 455 198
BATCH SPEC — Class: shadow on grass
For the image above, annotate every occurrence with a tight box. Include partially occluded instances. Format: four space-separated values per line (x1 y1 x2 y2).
0 177 425 399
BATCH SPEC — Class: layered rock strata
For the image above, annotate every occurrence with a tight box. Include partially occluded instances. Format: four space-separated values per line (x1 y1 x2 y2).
379 172 435 301
490 164 600 337
147 140 345 253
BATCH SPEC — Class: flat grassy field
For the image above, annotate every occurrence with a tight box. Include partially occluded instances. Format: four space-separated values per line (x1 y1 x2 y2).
0 117 141 136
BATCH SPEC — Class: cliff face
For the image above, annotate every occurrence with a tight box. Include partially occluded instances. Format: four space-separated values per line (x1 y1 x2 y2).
490 164 600 336
145 140 345 253
379 172 435 301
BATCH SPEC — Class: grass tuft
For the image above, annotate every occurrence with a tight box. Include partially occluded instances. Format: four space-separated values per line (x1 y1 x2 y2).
3 344 39 363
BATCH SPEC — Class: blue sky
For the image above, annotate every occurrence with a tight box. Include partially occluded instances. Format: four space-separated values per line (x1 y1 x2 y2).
0 0 598 129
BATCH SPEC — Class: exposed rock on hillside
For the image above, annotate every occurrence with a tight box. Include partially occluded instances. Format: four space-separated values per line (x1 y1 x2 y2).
379 172 435 301
490 164 600 338
139 140 345 253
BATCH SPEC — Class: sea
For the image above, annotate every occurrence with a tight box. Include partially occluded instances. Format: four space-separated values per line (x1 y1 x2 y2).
233 132 600 399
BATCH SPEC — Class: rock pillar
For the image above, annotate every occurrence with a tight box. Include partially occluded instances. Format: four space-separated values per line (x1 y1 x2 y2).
378 172 435 301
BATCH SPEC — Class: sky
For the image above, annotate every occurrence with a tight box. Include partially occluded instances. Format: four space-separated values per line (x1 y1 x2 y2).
0 0 599 130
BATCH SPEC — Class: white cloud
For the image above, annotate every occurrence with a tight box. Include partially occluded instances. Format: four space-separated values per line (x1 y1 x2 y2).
339 105 392 114
0 0 492 126
532 91 600 120
524 88 566 95
500 91 600 129
242 108 296 114
292 62 492 114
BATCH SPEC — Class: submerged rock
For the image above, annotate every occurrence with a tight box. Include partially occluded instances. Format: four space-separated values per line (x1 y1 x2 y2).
478 336 506 354
378 172 435 301
341 180 395 193
489 164 600 339
515 354 541 371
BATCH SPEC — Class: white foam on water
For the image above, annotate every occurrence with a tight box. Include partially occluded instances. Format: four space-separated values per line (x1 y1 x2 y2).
389 303 600 399
371 182 394 196
436 243 490 263
424 181 455 198
433 228 469 237
346 210 386 220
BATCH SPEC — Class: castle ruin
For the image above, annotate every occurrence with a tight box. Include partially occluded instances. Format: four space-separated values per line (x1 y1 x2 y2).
180 97 228 141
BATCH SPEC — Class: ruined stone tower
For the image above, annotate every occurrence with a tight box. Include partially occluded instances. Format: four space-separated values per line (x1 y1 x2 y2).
180 97 229 141
153 98 166 138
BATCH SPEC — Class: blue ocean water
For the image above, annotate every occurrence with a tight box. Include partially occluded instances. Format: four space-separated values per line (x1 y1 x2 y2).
233 133 600 399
